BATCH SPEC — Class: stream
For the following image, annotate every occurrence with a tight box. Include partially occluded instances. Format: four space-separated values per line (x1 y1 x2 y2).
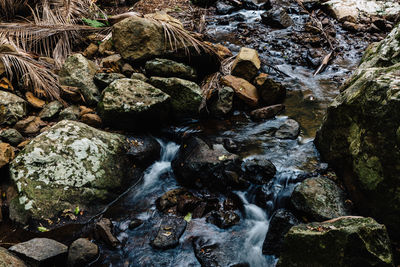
97 3 373 267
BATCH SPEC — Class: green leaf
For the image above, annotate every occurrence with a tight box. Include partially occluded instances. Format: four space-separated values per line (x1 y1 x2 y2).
74 206 80 215
38 226 49 232
82 18 106 28
184 212 192 222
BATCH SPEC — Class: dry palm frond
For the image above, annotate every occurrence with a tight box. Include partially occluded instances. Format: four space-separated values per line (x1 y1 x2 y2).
0 38 64 104
0 0 28 20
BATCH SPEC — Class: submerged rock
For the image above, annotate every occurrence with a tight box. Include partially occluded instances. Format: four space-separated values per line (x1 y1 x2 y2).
277 217 394 267
9 120 134 227
151 216 187 249
206 210 240 229
242 158 276 185
275 119 300 139
145 58 197 81
0 91 27 126
250 104 285 121
231 47 261 82
156 188 200 215
67 238 98 267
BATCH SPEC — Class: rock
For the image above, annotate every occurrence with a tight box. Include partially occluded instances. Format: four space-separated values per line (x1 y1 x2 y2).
129 219 143 229
277 217 394 267
93 73 126 91
151 216 187 249
59 54 100 105
0 142 14 168
130 73 148 82
59 105 80 121
191 0 217 7
242 158 276 185
126 136 161 167
262 209 299 256
149 77 202 116
216 1 236 15
221 75 259 107
291 177 351 221
145 58 197 81
314 23 400 238
15 116 46 135
80 113 102 128
98 39 113 55
0 247 26 267
250 104 285 121
100 54 122 70
79 106 94 116
9 238 68 267
209 86 234 117
254 73 286 105
67 238 98 267
0 129 24 146
261 7 293 28
156 188 200 214
172 137 246 191
25 92 45 109
9 120 134 226
121 63 135 77
39 101 64 121
275 119 300 139
0 91 27 126
207 210 240 229
95 218 119 248
231 48 261 82
83 43 98 58
98 78 170 130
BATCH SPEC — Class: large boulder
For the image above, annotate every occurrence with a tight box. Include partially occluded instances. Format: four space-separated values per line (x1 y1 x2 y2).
277 217 394 267
59 54 100 105
315 24 400 238
149 77 203 116
8 120 135 227
98 78 170 130
145 58 197 81
0 91 27 126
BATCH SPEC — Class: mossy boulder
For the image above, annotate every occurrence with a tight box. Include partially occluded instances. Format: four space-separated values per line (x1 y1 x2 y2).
277 217 394 267
0 91 27 126
315 23 400 238
8 120 135 227
145 58 197 81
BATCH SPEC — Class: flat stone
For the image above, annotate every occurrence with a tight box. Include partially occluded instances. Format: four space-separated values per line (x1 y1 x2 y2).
250 104 285 121
254 73 286 105
151 216 187 249
25 92 45 109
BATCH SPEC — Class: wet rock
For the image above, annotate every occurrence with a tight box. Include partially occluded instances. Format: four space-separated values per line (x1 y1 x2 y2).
221 75 259 107
291 177 351 221
242 0 258 10
67 238 98 267
39 101 64 121
9 120 134 227
156 188 200 214
0 91 27 126
223 138 239 153
0 247 26 267
254 73 286 105
275 119 300 139
145 58 197 81
80 113 102 128
151 216 187 249
314 23 400 238
191 0 217 7
277 217 394 267
242 158 276 185
126 136 161 167
149 77 202 116
262 209 299 256
130 73 148 82
207 210 240 229
93 73 126 91
129 218 143 229
261 7 293 29
59 105 80 121
9 238 67 267
95 218 119 248
98 78 170 130
0 128 24 146
59 54 100 105
172 137 246 191
231 47 261 82
216 1 236 15
208 86 234 117
25 92 45 109
250 104 285 121
0 142 15 168
15 116 46 135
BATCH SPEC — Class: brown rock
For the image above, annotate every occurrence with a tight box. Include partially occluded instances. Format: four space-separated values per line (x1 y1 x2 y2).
83 43 99 58
250 104 285 121
79 106 95 116
17 139 31 148
95 218 119 248
15 116 46 135
98 39 114 55
0 142 15 168
25 92 45 109
61 86 83 103
221 75 259 107
80 113 102 128
0 77 14 92
231 47 261 81
254 73 286 105
100 54 123 71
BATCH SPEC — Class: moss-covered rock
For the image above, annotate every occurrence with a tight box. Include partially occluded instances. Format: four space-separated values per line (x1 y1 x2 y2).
315 23 400 238
145 58 197 81
9 120 135 227
278 217 394 267
0 91 27 126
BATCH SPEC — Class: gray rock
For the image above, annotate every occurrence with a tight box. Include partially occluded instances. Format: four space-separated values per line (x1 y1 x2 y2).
59 54 100 105
59 105 80 121
291 177 351 221
130 73 148 82
67 238 98 267
151 216 187 249
39 101 64 121
9 238 67 267
126 136 161 167
0 91 27 126
261 7 294 28
145 58 197 81
209 86 234 117
0 247 26 267
216 1 236 15
149 77 203 115
98 78 170 130
93 73 126 91
0 128 24 146
9 120 133 226
275 119 300 139
242 158 276 185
